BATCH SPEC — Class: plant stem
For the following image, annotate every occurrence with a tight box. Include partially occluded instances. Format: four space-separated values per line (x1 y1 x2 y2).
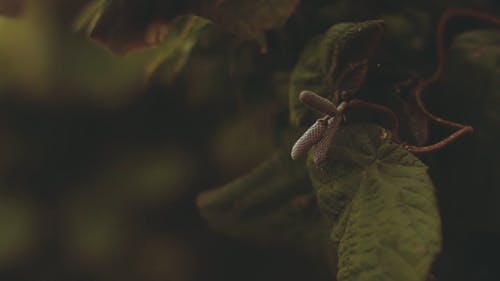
347 99 400 141
407 8 500 153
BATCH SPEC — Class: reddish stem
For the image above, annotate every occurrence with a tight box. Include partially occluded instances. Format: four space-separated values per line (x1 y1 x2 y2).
408 8 500 153
347 99 400 141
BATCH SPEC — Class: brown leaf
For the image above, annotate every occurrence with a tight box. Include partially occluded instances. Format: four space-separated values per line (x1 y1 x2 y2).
75 0 198 55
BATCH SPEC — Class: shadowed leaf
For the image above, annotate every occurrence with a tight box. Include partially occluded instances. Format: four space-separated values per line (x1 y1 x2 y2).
319 20 385 95
432 29 500 232
75 0 299 55
197 151 332 259
144 15 211 84
307 124 441 281
289 20 385 126
289 37 327 126
74 0 198 55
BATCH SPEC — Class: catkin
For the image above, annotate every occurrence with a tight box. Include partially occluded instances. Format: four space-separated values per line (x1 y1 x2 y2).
291 119 327 160
299 91 337 116
312 115 342 164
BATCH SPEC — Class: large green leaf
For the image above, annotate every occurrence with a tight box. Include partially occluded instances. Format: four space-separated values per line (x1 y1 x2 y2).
289 20 385 126
197 151 332 259
307 124 441 281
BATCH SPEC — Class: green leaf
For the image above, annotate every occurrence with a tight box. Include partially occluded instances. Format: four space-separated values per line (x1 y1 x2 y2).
307 124 441 281
144 15 211 84
197 151 332 259
289 36 327 126
319 20 385 93
0 193 38 267
74 0 198 55
209 103 279 177
289 20 385 126
207 0 300 39
440 29 500 128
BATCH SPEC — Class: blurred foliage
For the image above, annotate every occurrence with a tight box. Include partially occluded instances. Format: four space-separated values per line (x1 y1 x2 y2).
0 0 499 281
76 0 300 54
0 0 25 17
428 28 500 281
198 151 332 259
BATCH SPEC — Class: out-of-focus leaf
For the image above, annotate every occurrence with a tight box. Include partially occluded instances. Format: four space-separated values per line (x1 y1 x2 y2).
85 147 196 209
145 15 211 84
135 234 196 281
182 52 229 108
207 0 300 39
210 103 280 178
289 37 327 126
197 151 332 259
440 29 500 128
0 2 163 106
0 0 24 17
76 0 299 55
0 193 38 268
432 29 500 227
423 29 500 281
382 10 431 53
74 0 200 55
0 2 53 96
289 21 385 126
307 124 441 281
63 200 131 267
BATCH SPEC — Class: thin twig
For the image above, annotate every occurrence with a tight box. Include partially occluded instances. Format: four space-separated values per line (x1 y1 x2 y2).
414 8 500 128
404 125 473 153
409 8 500 152
347 99 400 141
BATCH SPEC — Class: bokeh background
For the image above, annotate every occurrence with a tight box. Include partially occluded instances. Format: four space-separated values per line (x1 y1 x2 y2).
0 1 316 280
0 0 499 281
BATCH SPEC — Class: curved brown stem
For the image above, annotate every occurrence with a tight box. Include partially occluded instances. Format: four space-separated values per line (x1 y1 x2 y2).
432 8 500 82
347 99 400 141
404 125 474 153
408 8 500 153
413 79 466 129
415 8 500 128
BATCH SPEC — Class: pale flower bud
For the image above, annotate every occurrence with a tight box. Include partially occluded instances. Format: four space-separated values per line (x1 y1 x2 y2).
291 119 327 160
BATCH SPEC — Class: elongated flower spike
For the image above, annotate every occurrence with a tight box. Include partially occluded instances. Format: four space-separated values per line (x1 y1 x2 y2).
291 93 347 163
312 101 347 164
291 117 328 160
312 115 341 164
299 90 338 116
